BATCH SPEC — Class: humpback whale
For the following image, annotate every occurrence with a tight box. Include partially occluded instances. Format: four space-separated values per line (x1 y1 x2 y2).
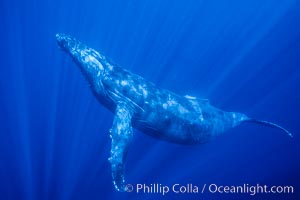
56 33 292 191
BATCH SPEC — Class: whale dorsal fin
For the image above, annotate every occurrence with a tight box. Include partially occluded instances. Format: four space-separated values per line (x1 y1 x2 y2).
108 103 133 191
184 95 209 104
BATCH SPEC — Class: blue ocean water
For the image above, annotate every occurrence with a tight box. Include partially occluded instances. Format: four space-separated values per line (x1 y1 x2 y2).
0 0 299 199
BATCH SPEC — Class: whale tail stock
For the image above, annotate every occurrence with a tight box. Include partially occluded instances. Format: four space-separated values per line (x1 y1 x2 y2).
243 119 293 138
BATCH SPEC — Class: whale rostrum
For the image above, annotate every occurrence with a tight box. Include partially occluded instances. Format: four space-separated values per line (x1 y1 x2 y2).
56 33 292 191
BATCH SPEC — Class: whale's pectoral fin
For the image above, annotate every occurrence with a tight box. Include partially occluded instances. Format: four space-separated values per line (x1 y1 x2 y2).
108 103 133 191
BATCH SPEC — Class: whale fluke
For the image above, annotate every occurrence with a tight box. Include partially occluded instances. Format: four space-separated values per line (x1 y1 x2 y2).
245 119 293 138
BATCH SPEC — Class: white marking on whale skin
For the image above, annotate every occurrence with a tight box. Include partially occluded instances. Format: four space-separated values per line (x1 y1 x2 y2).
178 105 189 114
106 62 114 71
162 103 168 109
184 95 196 99
199 116 204 122
138 85 148 98
83 53 104 71
56 33 293 192
121 80 128 86
130 85 138 93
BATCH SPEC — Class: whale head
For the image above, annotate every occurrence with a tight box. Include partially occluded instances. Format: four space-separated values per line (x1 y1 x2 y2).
56 33 105 84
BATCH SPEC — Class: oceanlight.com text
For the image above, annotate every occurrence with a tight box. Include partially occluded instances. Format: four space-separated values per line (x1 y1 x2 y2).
125 183 294 196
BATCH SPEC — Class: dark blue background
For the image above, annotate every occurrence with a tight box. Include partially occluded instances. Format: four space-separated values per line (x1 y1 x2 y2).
0 0 299 199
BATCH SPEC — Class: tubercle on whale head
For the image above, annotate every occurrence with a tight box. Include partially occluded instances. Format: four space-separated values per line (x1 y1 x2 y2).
56 33 106 82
